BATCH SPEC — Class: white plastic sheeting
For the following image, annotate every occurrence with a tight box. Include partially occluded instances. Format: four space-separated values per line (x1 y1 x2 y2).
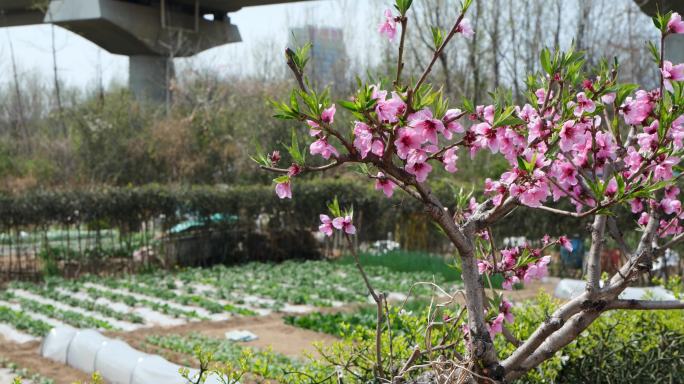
554 278 676 300
41 327 222 384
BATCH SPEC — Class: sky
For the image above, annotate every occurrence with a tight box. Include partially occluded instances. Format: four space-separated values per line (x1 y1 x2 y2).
0 0 376 90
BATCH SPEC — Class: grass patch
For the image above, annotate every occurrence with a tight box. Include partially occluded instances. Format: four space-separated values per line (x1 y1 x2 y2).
338 250 461 281
337 250 504 289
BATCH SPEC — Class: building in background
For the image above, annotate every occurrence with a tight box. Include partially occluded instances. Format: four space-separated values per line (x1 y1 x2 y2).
288 26 348 88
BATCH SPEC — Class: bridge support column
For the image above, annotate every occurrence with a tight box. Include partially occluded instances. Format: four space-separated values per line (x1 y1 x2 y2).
665 34 684 64
129 56 174 104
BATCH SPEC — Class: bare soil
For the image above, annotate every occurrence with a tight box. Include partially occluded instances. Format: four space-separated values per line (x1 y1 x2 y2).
109 313 339 359
0 337 90 384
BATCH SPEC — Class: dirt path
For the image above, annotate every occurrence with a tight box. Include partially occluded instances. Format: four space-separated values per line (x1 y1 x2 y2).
0 337 90 384
109 313 339 359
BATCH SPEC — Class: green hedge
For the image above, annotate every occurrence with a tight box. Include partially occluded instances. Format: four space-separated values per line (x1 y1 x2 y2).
0 178 646 277
0 179 600 244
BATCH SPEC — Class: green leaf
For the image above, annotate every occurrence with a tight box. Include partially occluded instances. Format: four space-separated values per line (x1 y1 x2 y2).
338 100 358 112
616 175 625 197
431 26 444 49
285 129 305 164
273 175 289 184
540 48 552 75
327 196 342 217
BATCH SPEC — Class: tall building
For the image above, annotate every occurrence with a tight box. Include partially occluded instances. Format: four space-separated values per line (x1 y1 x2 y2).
289 26 348 88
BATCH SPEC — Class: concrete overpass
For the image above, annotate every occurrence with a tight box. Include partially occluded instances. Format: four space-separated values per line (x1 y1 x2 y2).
0 0 311 102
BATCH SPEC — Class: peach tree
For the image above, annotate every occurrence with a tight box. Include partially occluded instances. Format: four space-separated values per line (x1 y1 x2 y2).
256 1 684 382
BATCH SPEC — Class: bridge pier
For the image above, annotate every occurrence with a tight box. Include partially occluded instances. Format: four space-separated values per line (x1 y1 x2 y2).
129 56 174 104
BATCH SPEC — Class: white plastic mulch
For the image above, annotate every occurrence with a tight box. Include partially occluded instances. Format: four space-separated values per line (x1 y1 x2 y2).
0 299 69 329
554 279 677 300
0 323 36 344
83 283 232 322
56 288 185 327
10 290 140 332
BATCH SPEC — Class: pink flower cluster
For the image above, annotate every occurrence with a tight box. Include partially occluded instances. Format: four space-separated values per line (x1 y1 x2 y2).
487 298 514 339
319 214 356 236
477 244 553 290
309 105 339 160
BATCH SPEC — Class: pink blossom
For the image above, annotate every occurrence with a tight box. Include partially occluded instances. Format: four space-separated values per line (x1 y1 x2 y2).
477 259 493 274
375 172 396 198
474 122 499 153
353 122 373 158
376 92 406 123
498 128 525 163
378 9 397 41
670 115 684 148
510 177 550 208
660 219 683 238
661 198 682 215
554 161 579 186
406 145 437 166
332 216 356 235
275 181 292 199
409 110 445 144
502 275 520 290
371 140 384 157
601 93 616 104
319 214 334 236
535 88 547 105
443 109 465 138
518 104 539 122
500 299 515 323
455 18 474 37
559 120 588 152
287 163 301 177
488 313 504 338
621 91 653 125
394 128 422 158
321 104 336 124
625 146 643 174
594 131 617 163
524 119 540 143
268 150 281 165
604 178 618 198
558 236 573 252
443 148 459 173
574 92 596 117
310 137 339 159
653 156 679 181
630 198 644 214
666 186 680 199
668 12 684 34
307 120 321 136
637 131 658 153
370 84 387 101
501 247 519 269
662 61 684 92
638 212 650 226
405 161 432 182
524 256 550 282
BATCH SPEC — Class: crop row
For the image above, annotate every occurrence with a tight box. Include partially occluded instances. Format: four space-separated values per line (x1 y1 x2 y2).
0 305 52 337
1 291 113 330
51 279 205 320
92 277 256 316
144 333 306 381
138 261 454 308
11 282 145 324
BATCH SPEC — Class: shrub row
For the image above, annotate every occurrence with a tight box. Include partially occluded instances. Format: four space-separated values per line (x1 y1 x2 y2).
0 179 612 247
